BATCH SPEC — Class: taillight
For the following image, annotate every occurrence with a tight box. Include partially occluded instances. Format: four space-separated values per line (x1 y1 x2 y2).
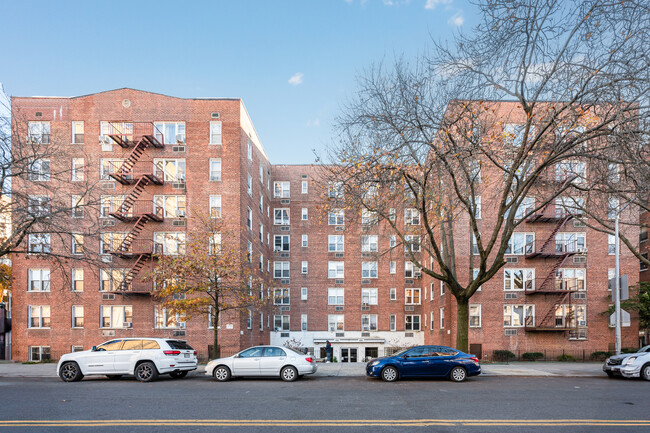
470 357 479 363
163 350 181 356
305 357 314 363
193 351 197 356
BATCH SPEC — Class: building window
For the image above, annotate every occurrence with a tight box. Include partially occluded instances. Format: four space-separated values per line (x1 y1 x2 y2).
405 315 420 331
441 281 445 295
504 269 535 291
504 124 526 146
328 314 344 332
390 236 397 248
641 253 649 272
273 262 290 279
362 262 378 279
472 268 482 291
28 233 51 253
72 268 84 292
209 195 222 218
209 234 222 255
440 308 445 329
100 158 124 180
328 235 344 252
362 288 378 305
153 122 185 145
274 235 290 252
247 139 253 161
247 174 253 196
209 121 222 145
328 262 344 279
72 305 84 328
301 208 308 220
405 288 421 305
274 181 290 198
555 268 585 290
72 158 84 181
260 312 264 331
28 196 50 217
28 305 50 328
390 261 396 274
247 207 253 230
555 160 586 183
361 235 378 252
404 235 421 252
71 195 84 218
472 196 481 219
259 165 264 183
503 304 535 327
514 197 535 220
274 315 290 331
506 233 535 255
556 304 586 328
555 196 584 217
101 305 133 328
608 234 616 255
302 235 308 247
29 159 50 181
555 232 586 253
301 287 308 300
27 121 50 144
328 182 344 199
100 232 126 255
28 269 50 292
361 209 378 225
209 159 222 181
390 288 397 300
247 241 252 262
71 121 84 144
430 311 435 330
154 305 186 329
404 261 420 278
72 234 84 255
274 208 290 225
469 305 481 327
362 314 378 331
100 269 126 292
29 346 51 361
302 261 308 274
153 158 186 182
100 195 125 218
301 314 308 331
302 180 308 194
328 210 345 225
390 314 396 331
405 208 420 225
328 288 344 305
154 232 186 255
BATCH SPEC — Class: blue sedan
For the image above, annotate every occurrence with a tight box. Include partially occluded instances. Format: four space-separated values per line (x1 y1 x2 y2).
366 345 481 382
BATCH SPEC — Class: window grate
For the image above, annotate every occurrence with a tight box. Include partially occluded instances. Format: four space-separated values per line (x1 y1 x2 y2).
335 306 344 312
335 279 344 285
505 293 518 299
405 306 415 312
506 257 518 263
505 329 518 336
281 226 290 232
404 332 414 337
280 199 290 205
361 279 371 285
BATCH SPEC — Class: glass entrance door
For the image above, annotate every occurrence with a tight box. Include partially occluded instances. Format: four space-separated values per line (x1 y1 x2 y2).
341 348 358 362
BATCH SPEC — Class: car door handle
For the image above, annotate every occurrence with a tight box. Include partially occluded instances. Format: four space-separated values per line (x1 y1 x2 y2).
253 358 261 361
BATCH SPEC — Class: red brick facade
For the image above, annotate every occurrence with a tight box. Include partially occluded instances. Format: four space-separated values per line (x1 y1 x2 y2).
9 89 642 362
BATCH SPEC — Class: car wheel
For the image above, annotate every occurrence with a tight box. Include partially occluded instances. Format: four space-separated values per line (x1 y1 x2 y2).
281 366 298 382
170 371 188 379
450 366 467 382
59 362 84 382
642 364 650 381
135 362 159 382
213 366 231 382
381 366 399 382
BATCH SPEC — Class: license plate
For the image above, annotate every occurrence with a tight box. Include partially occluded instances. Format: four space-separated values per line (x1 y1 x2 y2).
184 353 190 358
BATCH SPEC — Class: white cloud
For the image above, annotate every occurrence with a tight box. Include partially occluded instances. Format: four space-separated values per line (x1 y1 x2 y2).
306 118 320 127
425 0 452 10
448 12 464 27
288 72 304 86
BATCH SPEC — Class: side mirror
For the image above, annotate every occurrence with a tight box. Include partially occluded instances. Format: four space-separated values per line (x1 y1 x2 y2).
91 346 97 352
233 354 239 358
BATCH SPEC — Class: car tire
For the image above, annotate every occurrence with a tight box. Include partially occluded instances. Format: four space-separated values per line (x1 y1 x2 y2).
59 362 84 382
213 366 231 382
281 366 298 382
642 364 650 381
135 362 159 382
106 375 123 380
381 366 399 382
170 371 188 379
450 366 468 382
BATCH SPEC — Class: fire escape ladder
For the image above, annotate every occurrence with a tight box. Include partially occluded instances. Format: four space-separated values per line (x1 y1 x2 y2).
122 254 148 290
537 214 573 254
538 292 571 328
119 138 150 175
121 177 150 214
117 215 151 253
536 254 574 291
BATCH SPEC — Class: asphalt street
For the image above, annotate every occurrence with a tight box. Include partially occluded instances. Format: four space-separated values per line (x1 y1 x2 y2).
0 373 647 433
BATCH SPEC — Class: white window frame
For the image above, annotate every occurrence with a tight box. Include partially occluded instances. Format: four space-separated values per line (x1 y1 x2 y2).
328 210 345 225
153 122 186 145
469 304 481 328
71 121 84 144
503 304 535 327
361 314 378 331
301 208 308 220
209 195 221 218
273 181 290 198
301 235 308 247
506 233 535 255
209 121 222 145
405 288 421 305
327 288 344 305
209 159 222 181
302 261 308 274
361 288 378 305
302 180 308 194
504 269 535 291
274 315 290 331
328 235 344 252
405 315 421 331
301 287 308 300
362 261 378 279
274 235 290 252
274 208 290 225
273 261 290 279
328 261 344 279
28 269 50 292
361 235 378 252
28 305 51 328
328 314 344 332
405 208 421 225
72 268 84 292
274 288 290 305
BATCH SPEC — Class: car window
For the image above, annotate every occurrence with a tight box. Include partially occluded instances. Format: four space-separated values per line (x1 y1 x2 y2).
166 340 194 350
97 340 123 351
264 347 286 357
142 340 160 350
638 345 650 353
443 348 459 356
430 346 447 356
122 340 143 351
239 347 264 358
405 347 428 358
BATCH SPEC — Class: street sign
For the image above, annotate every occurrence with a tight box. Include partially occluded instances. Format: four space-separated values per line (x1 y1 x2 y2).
609 275 629 302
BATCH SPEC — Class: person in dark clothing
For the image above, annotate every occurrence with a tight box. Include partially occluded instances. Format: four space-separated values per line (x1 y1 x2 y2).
325 340 332 362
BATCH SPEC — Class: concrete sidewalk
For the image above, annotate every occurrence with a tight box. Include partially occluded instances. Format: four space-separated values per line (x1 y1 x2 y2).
0 361 606 378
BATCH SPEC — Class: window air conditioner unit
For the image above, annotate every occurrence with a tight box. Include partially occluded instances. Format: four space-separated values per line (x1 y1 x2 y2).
280 199 290 205
100 135 112 144
175 134 186 143
176 210 186 218
123 322 133 328
211 112 220 119
577 247 588 254
414 270 422 278
102 293 115 300
505 293 518 299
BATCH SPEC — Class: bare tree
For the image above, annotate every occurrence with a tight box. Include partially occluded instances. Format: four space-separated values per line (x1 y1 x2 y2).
325 0 650 352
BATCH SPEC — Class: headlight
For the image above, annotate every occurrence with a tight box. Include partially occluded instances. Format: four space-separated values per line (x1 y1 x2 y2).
624 357 637 366
369 360 380 367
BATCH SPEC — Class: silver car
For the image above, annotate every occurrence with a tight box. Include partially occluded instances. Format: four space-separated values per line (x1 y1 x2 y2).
603 345 650 380
205 345 317 382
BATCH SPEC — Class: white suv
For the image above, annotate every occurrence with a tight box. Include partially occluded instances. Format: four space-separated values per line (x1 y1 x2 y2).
57 338 197 382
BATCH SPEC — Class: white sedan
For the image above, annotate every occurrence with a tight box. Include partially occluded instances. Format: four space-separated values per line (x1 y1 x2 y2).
205 345 317 382
57 338 197 382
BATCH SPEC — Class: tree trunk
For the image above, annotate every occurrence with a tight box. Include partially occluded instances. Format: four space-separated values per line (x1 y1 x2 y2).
212 308 220 359
455 297 469 353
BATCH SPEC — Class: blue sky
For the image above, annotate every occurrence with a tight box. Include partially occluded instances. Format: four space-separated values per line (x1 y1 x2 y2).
0 0 475 164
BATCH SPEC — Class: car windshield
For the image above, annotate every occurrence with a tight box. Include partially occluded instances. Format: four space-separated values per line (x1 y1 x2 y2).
166 340 193 350
392 347 415 357
637 345 650 353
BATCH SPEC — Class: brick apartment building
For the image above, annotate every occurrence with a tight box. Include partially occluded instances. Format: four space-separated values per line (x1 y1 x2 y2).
10 89 642 362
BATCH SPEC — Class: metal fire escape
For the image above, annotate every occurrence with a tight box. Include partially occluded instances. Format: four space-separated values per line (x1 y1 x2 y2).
107 122 164 293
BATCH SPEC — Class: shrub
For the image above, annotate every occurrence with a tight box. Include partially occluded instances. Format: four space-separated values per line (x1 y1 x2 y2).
622 347 637 354
493 350 516 362
589 351 612 361
522 352 544 361
557 354 576 362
